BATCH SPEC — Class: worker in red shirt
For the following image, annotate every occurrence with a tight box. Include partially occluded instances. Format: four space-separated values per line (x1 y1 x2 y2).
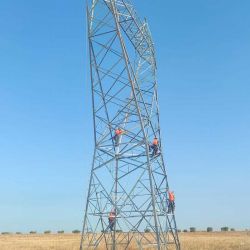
108 209 116 231
113 128 124 146
167 191 175 213
149 137 160 157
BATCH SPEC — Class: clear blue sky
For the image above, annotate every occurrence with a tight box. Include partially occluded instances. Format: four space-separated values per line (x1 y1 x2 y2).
0 0 249 232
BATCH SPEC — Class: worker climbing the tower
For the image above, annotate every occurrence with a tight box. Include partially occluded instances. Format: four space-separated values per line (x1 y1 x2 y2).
167 190 175 213
113 127 124 146
108 209 116 231
149 137 160 157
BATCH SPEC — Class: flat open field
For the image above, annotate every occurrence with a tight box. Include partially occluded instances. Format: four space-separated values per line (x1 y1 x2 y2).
0 232 249 250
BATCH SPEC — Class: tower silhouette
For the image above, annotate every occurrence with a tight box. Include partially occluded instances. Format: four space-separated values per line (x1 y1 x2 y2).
80 0 181 249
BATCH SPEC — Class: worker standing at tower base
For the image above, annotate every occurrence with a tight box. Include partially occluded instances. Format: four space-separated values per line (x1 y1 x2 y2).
108 209 116 231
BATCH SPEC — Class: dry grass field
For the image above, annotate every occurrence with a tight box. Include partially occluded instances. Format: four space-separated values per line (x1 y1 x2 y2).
0 232 249 250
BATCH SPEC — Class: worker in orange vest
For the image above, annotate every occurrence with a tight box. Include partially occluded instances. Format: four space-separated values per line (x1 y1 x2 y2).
108 209 116 231
149 137 160 157
168 191 175 213
113 128 124 146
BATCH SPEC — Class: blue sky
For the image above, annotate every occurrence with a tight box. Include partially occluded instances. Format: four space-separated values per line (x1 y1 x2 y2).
0 0 249 232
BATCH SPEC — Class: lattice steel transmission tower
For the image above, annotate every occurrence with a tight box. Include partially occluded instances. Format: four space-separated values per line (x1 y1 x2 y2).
80 0 181 249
